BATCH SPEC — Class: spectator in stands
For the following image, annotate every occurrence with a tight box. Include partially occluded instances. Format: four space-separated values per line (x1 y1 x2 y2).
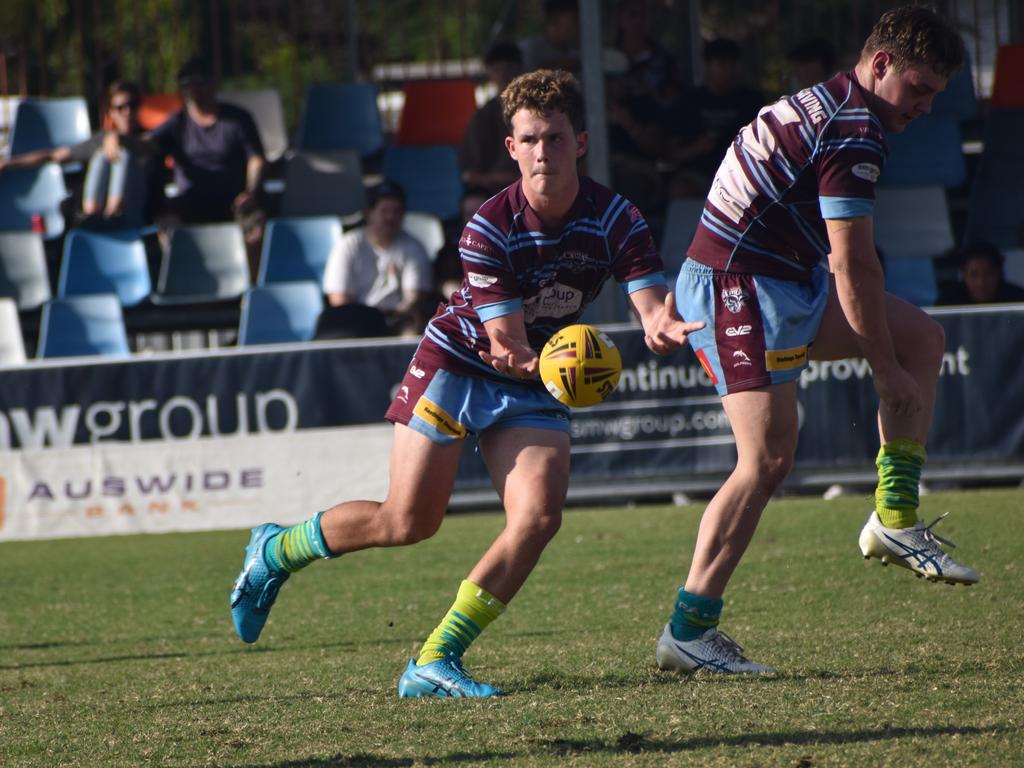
151 57 265 259
460 41 523 220
613 0 681 107
938 243 1024 304
787 37 839 91
666 37 764 197
519 0 581 73
0 80 158 228
321 181 435 336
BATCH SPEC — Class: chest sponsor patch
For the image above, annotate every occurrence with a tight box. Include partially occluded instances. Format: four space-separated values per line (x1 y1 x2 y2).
468 272 498 288
851 163 881 183
523 282 582 322
765 345 808 371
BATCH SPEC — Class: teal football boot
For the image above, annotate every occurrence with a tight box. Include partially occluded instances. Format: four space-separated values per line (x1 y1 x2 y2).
230 523 289 643
397 656 503 698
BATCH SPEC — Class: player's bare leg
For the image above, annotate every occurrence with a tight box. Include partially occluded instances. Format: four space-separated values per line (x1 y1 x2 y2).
319 423 463 553
656 385 795 675
684 383 799 598
399 426 570 697
813 281 977 584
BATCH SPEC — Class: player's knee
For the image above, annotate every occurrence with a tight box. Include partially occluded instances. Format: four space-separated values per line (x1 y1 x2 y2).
510 507 563 544
742 450 793 490
899 313 945 372
380 503 443 545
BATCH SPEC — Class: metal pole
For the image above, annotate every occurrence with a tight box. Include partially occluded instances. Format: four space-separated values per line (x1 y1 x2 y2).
578 0 609 186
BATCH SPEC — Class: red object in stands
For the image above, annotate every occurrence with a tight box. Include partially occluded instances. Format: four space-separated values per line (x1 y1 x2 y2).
137 93 183 130
991 45 1024 108
395 79 478 146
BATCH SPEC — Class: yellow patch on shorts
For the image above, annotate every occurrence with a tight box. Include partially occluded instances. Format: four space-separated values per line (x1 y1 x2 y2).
414 397 467 439
765 345 808 371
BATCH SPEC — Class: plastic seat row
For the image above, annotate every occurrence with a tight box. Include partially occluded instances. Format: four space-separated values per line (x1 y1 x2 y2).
0 279 328 365
1 212 445 314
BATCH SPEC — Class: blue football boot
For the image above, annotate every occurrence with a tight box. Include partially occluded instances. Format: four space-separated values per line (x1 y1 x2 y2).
397 656 504 698
230 523 289 643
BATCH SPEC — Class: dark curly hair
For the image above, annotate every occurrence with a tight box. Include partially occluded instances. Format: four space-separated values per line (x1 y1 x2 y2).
861 5 965 77
501 69 585 133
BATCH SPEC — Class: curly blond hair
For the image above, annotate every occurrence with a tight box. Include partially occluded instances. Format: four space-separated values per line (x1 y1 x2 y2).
861 5 964 77
500 69 585 133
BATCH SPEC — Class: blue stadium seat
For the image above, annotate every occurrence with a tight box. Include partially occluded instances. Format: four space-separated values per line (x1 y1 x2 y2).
37 294 130 358
659 198 705 277
931 59 977 121
964 109 1024 249
258 216 342 285
0 163 68 239
884 256 938 307
295 84 385 158
402 211 445 261
0 231 51 310
219 88 288 163
154 223 251 305
0 297 27 366
280 151 366 220
874 186 954 259
238 281 324 345
881 114 965 188
8 97 92 155
382 146 463 222
58 229 152 306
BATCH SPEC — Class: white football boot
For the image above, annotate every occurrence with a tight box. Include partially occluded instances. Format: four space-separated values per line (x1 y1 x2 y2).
859 511 979 585
655 624 775 674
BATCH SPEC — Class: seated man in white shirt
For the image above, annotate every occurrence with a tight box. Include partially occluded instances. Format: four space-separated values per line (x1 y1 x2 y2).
322 181 435 336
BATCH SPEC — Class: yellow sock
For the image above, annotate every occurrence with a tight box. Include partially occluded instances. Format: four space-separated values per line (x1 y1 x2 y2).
416 579 506 665
875 439 926 529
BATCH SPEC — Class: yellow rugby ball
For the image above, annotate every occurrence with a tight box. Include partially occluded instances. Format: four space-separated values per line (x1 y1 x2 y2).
539 324 622 407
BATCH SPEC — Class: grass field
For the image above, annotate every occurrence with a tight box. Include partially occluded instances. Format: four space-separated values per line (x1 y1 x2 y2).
2 488 1022 767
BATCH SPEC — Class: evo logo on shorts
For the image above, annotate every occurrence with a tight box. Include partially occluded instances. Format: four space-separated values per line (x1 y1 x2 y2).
414 397 467 439
765 345 808 371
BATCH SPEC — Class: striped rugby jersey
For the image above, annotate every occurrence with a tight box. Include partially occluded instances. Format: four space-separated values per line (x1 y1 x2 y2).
688 70 888 281
417 176 666 384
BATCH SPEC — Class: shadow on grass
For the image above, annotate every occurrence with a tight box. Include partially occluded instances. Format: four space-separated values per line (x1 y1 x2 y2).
226 724 1014 767
0 635 421 671
235 752 516 767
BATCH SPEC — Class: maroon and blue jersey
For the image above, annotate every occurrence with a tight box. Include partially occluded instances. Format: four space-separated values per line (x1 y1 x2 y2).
419 176 665 385
688 70 888 281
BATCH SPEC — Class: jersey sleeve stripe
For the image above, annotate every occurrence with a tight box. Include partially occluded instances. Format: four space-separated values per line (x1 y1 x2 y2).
475 297 523 322
819 195 874 219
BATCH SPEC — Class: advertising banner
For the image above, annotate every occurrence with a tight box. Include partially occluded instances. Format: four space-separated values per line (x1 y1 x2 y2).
1 306 1022 540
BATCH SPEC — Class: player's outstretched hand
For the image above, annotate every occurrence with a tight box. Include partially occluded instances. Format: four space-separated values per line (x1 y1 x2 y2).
645 292 705 355
479 327 539 380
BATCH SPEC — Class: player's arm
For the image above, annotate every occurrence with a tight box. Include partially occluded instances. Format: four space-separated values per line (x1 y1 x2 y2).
0 145 72 171
825 216 921 416
627 284 706 355
479 312 538 379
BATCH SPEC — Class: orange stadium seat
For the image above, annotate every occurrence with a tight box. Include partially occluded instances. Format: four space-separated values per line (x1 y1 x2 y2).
990 44 1024 108
396 79 478 146
137 93 182 130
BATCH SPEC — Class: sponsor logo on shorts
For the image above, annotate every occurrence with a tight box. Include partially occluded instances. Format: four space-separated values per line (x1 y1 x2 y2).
397 385 410 403
721 286 748 314
695 349 718 385
765 345 808 371
409 364 426 379
413 397 467 439
851 162 881 183
725 324 752 336
732 350 752 367
468 272 498 288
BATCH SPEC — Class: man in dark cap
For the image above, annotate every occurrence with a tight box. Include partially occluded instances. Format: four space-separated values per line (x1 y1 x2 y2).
151 57 266 254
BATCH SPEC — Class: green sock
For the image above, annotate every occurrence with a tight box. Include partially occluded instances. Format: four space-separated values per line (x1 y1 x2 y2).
416 579 506 666
265 511 335 573
670 588 723 642
875 439 926 529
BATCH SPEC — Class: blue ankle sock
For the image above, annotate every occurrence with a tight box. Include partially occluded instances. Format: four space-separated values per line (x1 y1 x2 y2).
670 588 723 641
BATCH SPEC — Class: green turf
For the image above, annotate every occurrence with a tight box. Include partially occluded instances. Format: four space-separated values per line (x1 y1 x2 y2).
2 488 1022 767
